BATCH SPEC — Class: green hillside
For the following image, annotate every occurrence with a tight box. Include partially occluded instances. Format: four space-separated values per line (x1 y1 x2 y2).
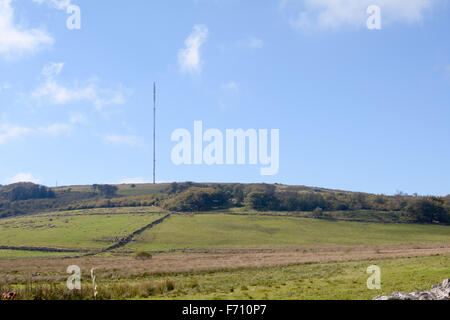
1 182 449 225
0 211 164 252
125 213 450 252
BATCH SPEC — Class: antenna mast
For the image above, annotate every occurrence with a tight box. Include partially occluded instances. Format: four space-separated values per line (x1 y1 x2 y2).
153 82 156 185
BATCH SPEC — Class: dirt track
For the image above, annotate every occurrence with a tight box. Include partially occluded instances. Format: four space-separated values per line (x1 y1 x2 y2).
1 243 449 283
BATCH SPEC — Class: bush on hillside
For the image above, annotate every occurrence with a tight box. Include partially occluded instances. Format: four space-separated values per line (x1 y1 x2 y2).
0 183 55 202
133 251 153 260
406 197 449 224
162 187 231 212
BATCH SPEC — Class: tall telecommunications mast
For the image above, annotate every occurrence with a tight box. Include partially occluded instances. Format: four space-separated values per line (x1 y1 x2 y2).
153 82 156 185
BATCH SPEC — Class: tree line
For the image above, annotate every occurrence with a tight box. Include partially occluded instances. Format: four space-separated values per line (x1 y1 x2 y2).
0 182 448 224
161 183 450 224
0 183 55 202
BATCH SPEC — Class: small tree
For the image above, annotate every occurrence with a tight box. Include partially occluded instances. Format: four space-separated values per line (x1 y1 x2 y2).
312 207 324 219
133 251 152 260
93 184 118 198
406 198 448 224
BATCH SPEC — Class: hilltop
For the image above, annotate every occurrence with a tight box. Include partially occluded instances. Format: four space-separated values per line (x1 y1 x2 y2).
0 182 449 224
0 182 449 300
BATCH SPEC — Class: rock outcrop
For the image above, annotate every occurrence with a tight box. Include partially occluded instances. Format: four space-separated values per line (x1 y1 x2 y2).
374 279 450 300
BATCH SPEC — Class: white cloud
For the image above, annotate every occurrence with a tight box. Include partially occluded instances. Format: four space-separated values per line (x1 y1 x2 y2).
248 37 264 49
33 81 125 109
218 37 264 53
0 120 74 145
219 81 240 110
37 122 73 136
104 135 143 147
6 172 40 184
69 113 87 124
178 25 209 74
119 177 151 184
221 81 239 92
0 123 32 144
32 0 72 10
42 62 64 77
32 63 126 110
0 0 53 58
282 0 436 30
0 83 11 92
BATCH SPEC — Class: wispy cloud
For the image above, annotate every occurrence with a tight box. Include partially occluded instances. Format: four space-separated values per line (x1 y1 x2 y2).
0 0 53 59
37 122 73 136
69 113 87 125
32 0 72 10
119 177 151 184
0 123 32 145
281 0 436 30
219 81 240 110
32 81 126 110
219 36 264 52
0 83 11 92
104 135 143 147
32 63 126 110
0 119 75 145
41 62 64 77
6 172 40 184
178 25 209 74
247 37 264 49
445 65 450 79
221 81 239 92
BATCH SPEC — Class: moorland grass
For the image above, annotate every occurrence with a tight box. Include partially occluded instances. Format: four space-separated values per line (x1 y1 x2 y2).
156 253 450 300
35 206 164 216
127 214 450 252
0 250 80 260
1 254 449 300
0 213 165 252
116 184 170 197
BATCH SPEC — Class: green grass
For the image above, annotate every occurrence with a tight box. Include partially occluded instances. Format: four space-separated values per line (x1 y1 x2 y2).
0 250 80 260
0 205 449 300
3 254 448 300
53 183 169 196
37 206 164 216
116 184 170 197
141 254 450 300
0 213 165 252
127 214 450 251
215 208 413 223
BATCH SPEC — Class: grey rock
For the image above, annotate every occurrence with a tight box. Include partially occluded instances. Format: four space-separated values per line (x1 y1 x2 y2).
374 279 450 300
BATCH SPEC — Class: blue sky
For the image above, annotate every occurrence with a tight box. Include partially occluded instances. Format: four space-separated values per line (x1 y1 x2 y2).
0 0 449 195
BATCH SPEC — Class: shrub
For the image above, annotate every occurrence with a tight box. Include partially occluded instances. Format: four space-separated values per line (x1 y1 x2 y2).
133 251 152 260
245 190 279 211
312 207 324 219
406 198 449 224
162 187 231 212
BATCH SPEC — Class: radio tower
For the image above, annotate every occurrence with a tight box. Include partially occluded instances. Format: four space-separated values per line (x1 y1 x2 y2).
153 82 156 185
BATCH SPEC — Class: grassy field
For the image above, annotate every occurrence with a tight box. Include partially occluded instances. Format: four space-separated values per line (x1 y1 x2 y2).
54 184 170 196
2 209 449 257
1 254 448 300
216 208 414 223
0 212 165 253
116 184 170 197
126 213 450 252
34 206 165 216
0 207 448 300
149 254 450 300
0 250 79 260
